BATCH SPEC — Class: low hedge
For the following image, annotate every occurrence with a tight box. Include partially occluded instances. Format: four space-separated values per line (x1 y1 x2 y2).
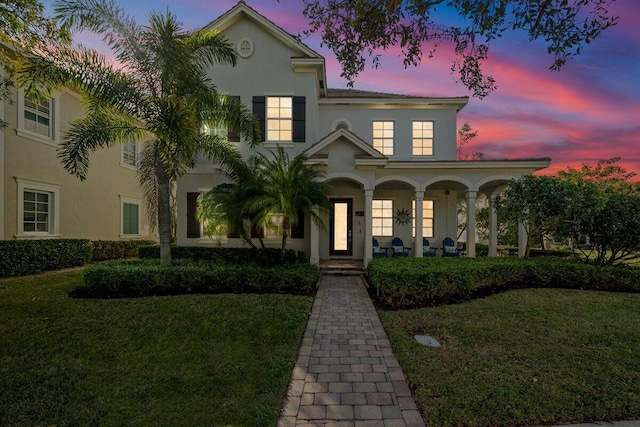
367 257 640 309
91 240 157 261
138 245 309 266
72 259 319 298
0 239 93 277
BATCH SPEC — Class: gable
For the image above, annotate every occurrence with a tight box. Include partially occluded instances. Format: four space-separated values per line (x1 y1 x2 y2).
303 129 388 170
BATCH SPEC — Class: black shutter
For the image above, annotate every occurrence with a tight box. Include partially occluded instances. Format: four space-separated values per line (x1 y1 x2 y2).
186 192 201 238
227 95 240 142
252 96 266 142
292 96 306 142
291 211 305 238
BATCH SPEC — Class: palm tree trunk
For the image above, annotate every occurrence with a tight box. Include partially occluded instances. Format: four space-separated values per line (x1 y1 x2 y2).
157 163 172 266
281 217 290 261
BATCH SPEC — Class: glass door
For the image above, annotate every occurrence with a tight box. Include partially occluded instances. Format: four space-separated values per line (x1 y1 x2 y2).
330 198 353 256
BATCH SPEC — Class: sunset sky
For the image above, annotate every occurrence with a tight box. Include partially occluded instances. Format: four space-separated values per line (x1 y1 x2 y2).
42 0 640 177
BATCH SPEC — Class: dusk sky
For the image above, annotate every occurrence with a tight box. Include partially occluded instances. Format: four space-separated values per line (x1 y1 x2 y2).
42 0 640 178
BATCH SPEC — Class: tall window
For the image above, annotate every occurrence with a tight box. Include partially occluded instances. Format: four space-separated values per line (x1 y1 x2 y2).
372 199 393 236
122 141 138 167
23 190 51 233
412 121 434 156
23 96 53 139
373 121 394 155
267 96 292 141
412 199 434 238
121 199 140 236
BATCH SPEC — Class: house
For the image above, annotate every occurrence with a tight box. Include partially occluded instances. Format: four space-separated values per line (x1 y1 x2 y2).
176 1 550 265
0 63 154 241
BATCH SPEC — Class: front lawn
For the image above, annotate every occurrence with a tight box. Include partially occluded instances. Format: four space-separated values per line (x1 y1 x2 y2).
380 288 640 426
0 270 313 426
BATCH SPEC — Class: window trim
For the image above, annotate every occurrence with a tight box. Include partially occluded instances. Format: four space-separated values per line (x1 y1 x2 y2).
266 95 293 143
412 120 435 157
372 199 394 237
16 89 60 146
120 140 139 170
372 120 395 156
16 178 61 238
120 196 142 238
412 199 435 238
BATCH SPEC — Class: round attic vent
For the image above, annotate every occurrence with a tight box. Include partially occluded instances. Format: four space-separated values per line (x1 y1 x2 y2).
335 121 350 130
237 38 254 58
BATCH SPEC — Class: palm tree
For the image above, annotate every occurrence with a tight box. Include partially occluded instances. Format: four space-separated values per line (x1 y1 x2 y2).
16 0 261 265
248 147 332 260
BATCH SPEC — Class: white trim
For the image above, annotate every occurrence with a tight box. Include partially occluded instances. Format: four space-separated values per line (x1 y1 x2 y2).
237 38 254 58
16 89 60 145
120 196 142 238
15 178 61 238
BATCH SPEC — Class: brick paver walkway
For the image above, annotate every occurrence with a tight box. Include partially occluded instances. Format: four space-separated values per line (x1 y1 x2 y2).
278 275 426 427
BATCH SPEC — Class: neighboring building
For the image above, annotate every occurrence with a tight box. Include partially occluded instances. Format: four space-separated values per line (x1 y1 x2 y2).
176 1 550 265
0 68 154 241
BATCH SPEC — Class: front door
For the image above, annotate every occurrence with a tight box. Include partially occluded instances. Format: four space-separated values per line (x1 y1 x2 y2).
330 198 353 256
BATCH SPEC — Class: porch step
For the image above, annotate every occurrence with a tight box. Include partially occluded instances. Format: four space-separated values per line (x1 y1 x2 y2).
319 260 365 276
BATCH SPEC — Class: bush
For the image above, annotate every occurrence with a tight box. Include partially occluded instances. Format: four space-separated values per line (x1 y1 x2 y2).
367 257 640 309
0 239 93 277
91 240 156 261
73 259 319 298
138 245 309 266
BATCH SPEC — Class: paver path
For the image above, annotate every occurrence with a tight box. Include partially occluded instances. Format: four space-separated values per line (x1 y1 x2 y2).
278 275 426 427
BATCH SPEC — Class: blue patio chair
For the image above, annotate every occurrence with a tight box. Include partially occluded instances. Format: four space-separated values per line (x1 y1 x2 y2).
372 237 388 258
422 237 437 257
391 237 411 257
442 237 461 257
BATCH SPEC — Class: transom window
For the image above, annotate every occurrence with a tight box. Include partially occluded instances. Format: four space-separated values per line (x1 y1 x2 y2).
23 96 53 139
373 121 394 155
372 199 393 236
412 199 434 238
122 141 137 167
412 121 434 156
267 96 292 142
23 190 51 233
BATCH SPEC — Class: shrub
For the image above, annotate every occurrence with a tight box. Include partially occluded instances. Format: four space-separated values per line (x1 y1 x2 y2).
138 245 308 266
367 257 640 309
91 240 156 261
0 239 93 277
73 259 319 298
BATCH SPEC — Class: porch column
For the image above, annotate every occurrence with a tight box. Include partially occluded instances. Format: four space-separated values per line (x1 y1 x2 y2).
310 205 319 265
466 191 477 257
415 191 424 257
364 189 373 267
488 194 498 257
518 220 528 257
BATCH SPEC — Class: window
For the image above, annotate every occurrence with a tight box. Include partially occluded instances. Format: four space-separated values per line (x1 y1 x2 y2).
19 93 55 141
16 179 60 237
263 212 304 238
121 141 138 167
372 199 393 236
267 96 292 142
121 198 140 236
373 121 394 155
265 213 285 237
237 38 254 58
412 199 434 238
412 121 434 156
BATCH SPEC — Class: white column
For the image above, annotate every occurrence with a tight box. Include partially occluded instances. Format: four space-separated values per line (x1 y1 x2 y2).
310 205 319 265
489 195 498 257
466 191 477 257
364 189 373 267
414 191 424 257
518 220 528 257
0 65 5 239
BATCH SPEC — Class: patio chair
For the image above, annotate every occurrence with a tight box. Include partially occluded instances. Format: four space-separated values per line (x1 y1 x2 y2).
422 237 437 257
442 237 461 257
372 237 388 258
391 237 411 257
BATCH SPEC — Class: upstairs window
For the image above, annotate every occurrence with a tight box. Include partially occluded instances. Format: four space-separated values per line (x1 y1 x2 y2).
372 199 393 236
121 141 138 167
267 96 293 142
22 95 54 140
412 199 435 238
373 121 394 155
412 121 434 156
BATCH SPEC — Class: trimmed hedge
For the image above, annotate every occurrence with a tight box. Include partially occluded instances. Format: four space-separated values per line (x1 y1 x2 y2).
138 245 309 266
73 259 319 298
91 240 156 261
367 257 640 309
0 239 93 277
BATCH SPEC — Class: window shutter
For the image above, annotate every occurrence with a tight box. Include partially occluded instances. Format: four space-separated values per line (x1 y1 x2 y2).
227 95 241 142
292 96 306 142
186 192 201 238
291 211 305 238
252 96 266 142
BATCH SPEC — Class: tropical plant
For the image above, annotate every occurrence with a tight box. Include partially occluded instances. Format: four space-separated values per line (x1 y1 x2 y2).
16 0 261 265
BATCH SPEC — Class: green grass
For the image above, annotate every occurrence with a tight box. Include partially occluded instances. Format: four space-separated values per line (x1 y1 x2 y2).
379 288 640 426
0 270 313 427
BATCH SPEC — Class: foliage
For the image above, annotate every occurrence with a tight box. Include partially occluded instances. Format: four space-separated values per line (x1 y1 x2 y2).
138 245 309 266
75 259 319 298
558 156 638 194
366 257 640 309
456 122 481 160
90 239 156 261
300 0 618 97
0 270 312 426
16 0 261 266
0 239 92 277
